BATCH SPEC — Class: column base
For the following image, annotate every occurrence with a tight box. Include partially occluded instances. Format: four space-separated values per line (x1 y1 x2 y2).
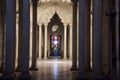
18 73 31 80
70 66 78 71
0 73 16 80
30 66 38 70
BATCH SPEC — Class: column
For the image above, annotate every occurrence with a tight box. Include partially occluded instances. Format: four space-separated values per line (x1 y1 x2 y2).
18 0 30 79
0 0 5 72
78 0 89 79
84 0 91 72
92 0 103 78
30 0 38 70
102 0 111 76
36 25 39 58
1 0 16 79
41 24 45 59
39 24 42 59
115 0 119 79
16 0 22 72
0 0 2 71
64 24 67 59
71 0 78 70
44 24 48 59
67 25 70 59
69 24 72 59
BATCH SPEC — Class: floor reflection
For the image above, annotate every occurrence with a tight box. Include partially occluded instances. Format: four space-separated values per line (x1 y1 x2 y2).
30 59 78 80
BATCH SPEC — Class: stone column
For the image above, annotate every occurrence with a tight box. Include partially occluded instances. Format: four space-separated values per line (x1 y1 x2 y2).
39 24 42 59
0 0 5 72
64 24 67 59
115 0 119 79
71 1 78 70
16 0 22 72
69 24 72 59
36 25 39 58
84 0 91 72
41 24 45 59
102 0 111 76
0 0 2 70
78 0 90 79
44 24 48 59
92 0 103 78
67 25 70 59
30 0 38 70
18 0 30 79
1 0 16 79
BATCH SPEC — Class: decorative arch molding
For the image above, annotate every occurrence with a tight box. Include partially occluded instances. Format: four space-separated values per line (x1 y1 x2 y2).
47 12 64 58
47 12 64 34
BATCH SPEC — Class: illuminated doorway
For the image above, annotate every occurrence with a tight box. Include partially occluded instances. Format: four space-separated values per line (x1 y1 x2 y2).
50 35 62 58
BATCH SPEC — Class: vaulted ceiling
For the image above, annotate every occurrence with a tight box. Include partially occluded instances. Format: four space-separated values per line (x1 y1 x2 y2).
36 1 73 25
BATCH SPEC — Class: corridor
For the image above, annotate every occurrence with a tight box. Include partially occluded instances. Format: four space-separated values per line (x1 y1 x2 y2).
0 0 119 80
30 59 78 80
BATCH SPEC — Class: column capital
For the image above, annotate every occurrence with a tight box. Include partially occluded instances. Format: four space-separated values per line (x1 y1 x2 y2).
64 23 68 27
44 23 48 27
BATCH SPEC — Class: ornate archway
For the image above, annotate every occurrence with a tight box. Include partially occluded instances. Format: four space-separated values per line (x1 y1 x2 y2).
47 12 64 58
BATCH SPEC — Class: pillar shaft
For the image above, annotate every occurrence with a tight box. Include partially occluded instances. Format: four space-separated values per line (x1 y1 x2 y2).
1 0 16 79
67 26 70 59
78 0 91 79
69 25 72 59
21 0 30 75
84 0 91 72
5 0 16 73
36 26 39 58
92 0 103 75
30 0 38 70
39 25 42 59
41 24 45 59
102 0 111 75
44 24 47 59
64 24 67 59
0 0 5 72
115 0 119 79
78 0 86 74
0 1 2 69
71 1 78 70
16 0 22 72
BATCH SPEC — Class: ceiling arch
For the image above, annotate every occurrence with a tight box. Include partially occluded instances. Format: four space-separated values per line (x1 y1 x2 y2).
37 1 73 25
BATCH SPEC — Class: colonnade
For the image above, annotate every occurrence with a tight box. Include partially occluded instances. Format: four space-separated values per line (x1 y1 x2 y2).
0 0 31 79
0 0 119 80
38 23 72 59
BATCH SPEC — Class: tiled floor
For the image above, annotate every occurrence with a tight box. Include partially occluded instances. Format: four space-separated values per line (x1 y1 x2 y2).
30 59 78 80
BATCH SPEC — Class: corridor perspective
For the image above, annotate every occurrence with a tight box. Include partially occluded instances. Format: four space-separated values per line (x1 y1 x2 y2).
0 0 120 80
